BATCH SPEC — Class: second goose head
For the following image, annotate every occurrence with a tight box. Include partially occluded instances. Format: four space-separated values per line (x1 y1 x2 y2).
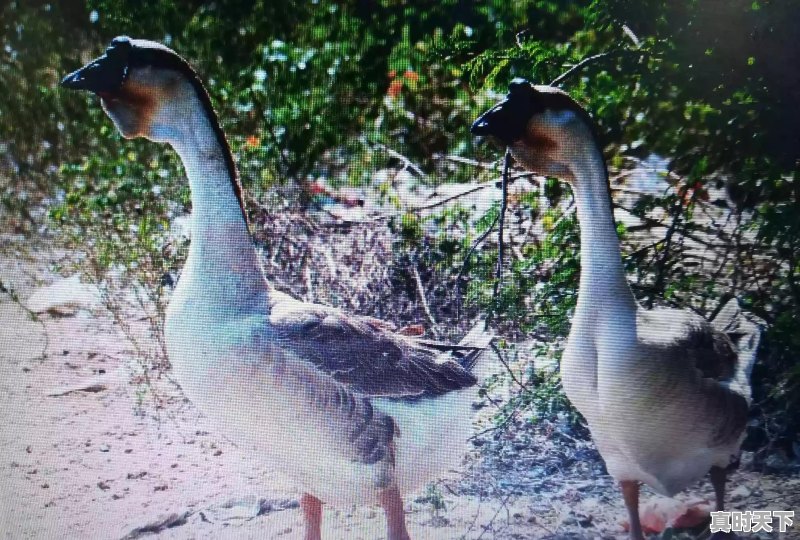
471 78 603 184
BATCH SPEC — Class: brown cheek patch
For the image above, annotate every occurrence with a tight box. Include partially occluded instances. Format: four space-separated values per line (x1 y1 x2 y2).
115 81 162 137
524 126 558 153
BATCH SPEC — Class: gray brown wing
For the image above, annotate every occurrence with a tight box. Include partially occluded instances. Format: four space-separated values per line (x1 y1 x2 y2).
269 299 478 398
669 319 749 447
684 322 740 382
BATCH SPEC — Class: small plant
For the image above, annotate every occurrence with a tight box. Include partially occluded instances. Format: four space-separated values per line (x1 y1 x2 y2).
416 483 448 526
0 277 49 361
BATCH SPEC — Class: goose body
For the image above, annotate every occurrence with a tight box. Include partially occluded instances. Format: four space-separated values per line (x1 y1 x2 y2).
167 284 485 505
472 80 761 539
62 37 492 539
566 305 756 496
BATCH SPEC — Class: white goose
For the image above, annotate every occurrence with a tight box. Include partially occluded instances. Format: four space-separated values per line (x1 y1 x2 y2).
472 80 762 539
62 37 493 540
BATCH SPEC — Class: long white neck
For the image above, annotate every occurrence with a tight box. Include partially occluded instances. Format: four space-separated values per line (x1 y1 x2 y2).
164 92 269 309
568 141 636 316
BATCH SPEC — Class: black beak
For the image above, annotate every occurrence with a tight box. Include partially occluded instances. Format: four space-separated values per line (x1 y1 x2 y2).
60 36 132 93
471 101 511 140
61 60 119 92
471 78 536 145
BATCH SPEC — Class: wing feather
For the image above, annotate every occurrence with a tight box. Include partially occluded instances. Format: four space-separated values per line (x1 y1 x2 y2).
269 296 480 398
639 308 750 447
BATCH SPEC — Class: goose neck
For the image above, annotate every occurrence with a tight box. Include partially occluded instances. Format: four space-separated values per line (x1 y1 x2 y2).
568 146 635 313
167 93 267 300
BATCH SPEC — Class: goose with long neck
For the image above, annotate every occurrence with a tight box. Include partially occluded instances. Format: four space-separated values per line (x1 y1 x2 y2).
472 80 762 540
62 37 493 540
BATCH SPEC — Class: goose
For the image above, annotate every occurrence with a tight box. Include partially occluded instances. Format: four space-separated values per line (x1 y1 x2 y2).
471 80 762 539
61 36 493 540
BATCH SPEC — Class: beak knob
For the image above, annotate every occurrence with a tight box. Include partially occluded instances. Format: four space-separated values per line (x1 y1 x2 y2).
471 79 536 145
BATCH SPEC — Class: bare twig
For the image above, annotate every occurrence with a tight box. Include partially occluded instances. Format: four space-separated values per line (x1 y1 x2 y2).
410 262 440 338
0 278 49 361
406 171 540 213
476 492 515 540
315 170 541 228
435 154 502 170
648 196 684 308
550 46 648 87
550 52 611 87
610 185 669 197
489 149 512 319
468 409 519 441
550 199 576 231
617 202 771 260
624 239 665 260
379 144 427 178
408 184 491 212
456 209 501 320
491 342 529 392
461 489 485 539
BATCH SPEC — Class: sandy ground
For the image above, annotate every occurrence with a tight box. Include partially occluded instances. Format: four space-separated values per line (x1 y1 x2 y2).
1 238 798 540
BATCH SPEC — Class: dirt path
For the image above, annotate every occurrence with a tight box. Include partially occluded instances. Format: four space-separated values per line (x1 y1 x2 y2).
1 241 796 540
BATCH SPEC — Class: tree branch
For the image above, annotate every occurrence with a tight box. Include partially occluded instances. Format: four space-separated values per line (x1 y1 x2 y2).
550 48 647 87
456 209 500 320
550 52 611 87
491 342 529 392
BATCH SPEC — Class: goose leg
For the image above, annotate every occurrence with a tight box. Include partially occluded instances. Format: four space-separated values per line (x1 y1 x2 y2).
709 467 738 539
379 485 411 540
300 493 322 540
709 466 727 511
621 480 645 540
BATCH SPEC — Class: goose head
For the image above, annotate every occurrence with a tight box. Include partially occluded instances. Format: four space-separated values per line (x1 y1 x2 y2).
472 79 601 183
61 36 210 146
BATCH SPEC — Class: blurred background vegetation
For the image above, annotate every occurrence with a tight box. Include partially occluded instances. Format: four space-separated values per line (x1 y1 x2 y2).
1 0 798 464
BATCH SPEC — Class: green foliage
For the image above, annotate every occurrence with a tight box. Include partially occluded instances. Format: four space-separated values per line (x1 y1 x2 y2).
1 2 90 225
490 340 579 427
458 190 579 340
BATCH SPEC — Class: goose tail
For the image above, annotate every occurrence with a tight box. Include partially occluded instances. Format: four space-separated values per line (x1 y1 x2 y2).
455 319 495 376
712 298 764 400
418 320 494 378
